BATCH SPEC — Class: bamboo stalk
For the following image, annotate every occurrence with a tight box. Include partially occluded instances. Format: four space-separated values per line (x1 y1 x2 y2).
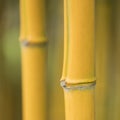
112 0 120 119
95 1 112 120
46 0 65 120
61 0 95 120
0 0 5 118
20 0 47 120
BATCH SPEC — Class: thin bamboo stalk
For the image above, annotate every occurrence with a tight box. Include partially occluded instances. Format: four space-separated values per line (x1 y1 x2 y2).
20 0 47 120
112 0 120 119
0 0 5 118
61 0 95 120
95 1 112 120
46 1 65 120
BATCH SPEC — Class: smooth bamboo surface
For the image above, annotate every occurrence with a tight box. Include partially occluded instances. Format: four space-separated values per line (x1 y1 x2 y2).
95 1 112 120
20 0 47 43
62 0 95 120
66 0 95 84
20 0 47 120
64 89 95 120
24 0 46 43
21 47 47 120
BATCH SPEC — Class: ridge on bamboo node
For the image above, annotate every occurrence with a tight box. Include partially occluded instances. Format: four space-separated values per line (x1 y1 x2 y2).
60 80 96 91
21 40 48 47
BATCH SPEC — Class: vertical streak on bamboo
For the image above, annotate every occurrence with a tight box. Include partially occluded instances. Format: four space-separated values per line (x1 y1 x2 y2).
95 1 112 120
61 0 95 120
61 0 68 80
20 0 47 120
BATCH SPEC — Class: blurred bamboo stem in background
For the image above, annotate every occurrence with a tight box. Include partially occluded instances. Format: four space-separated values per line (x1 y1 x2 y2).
95 1 112 120
0 0 5 118
20 0 47 120
46 0 65 120
61 0 95 120
113 0 120 119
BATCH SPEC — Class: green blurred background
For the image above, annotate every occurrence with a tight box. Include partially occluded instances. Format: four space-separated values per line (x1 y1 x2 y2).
0 0 120 120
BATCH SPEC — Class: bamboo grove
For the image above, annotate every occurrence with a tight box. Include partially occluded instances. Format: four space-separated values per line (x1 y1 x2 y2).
18 0 120 120
19 0 95 120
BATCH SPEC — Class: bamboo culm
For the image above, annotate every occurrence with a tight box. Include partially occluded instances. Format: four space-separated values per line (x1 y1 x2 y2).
61 0 95 120
19 0 47 120
95 1 112 120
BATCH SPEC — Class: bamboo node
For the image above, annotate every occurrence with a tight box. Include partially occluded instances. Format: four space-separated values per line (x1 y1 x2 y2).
21 40 48 47
60 80 96 91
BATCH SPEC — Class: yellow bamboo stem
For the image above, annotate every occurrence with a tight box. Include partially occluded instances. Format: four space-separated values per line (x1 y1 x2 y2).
61 0 95 120
21 47 47 120
20 0 47 120
66 0 95 84
64 88 95 120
